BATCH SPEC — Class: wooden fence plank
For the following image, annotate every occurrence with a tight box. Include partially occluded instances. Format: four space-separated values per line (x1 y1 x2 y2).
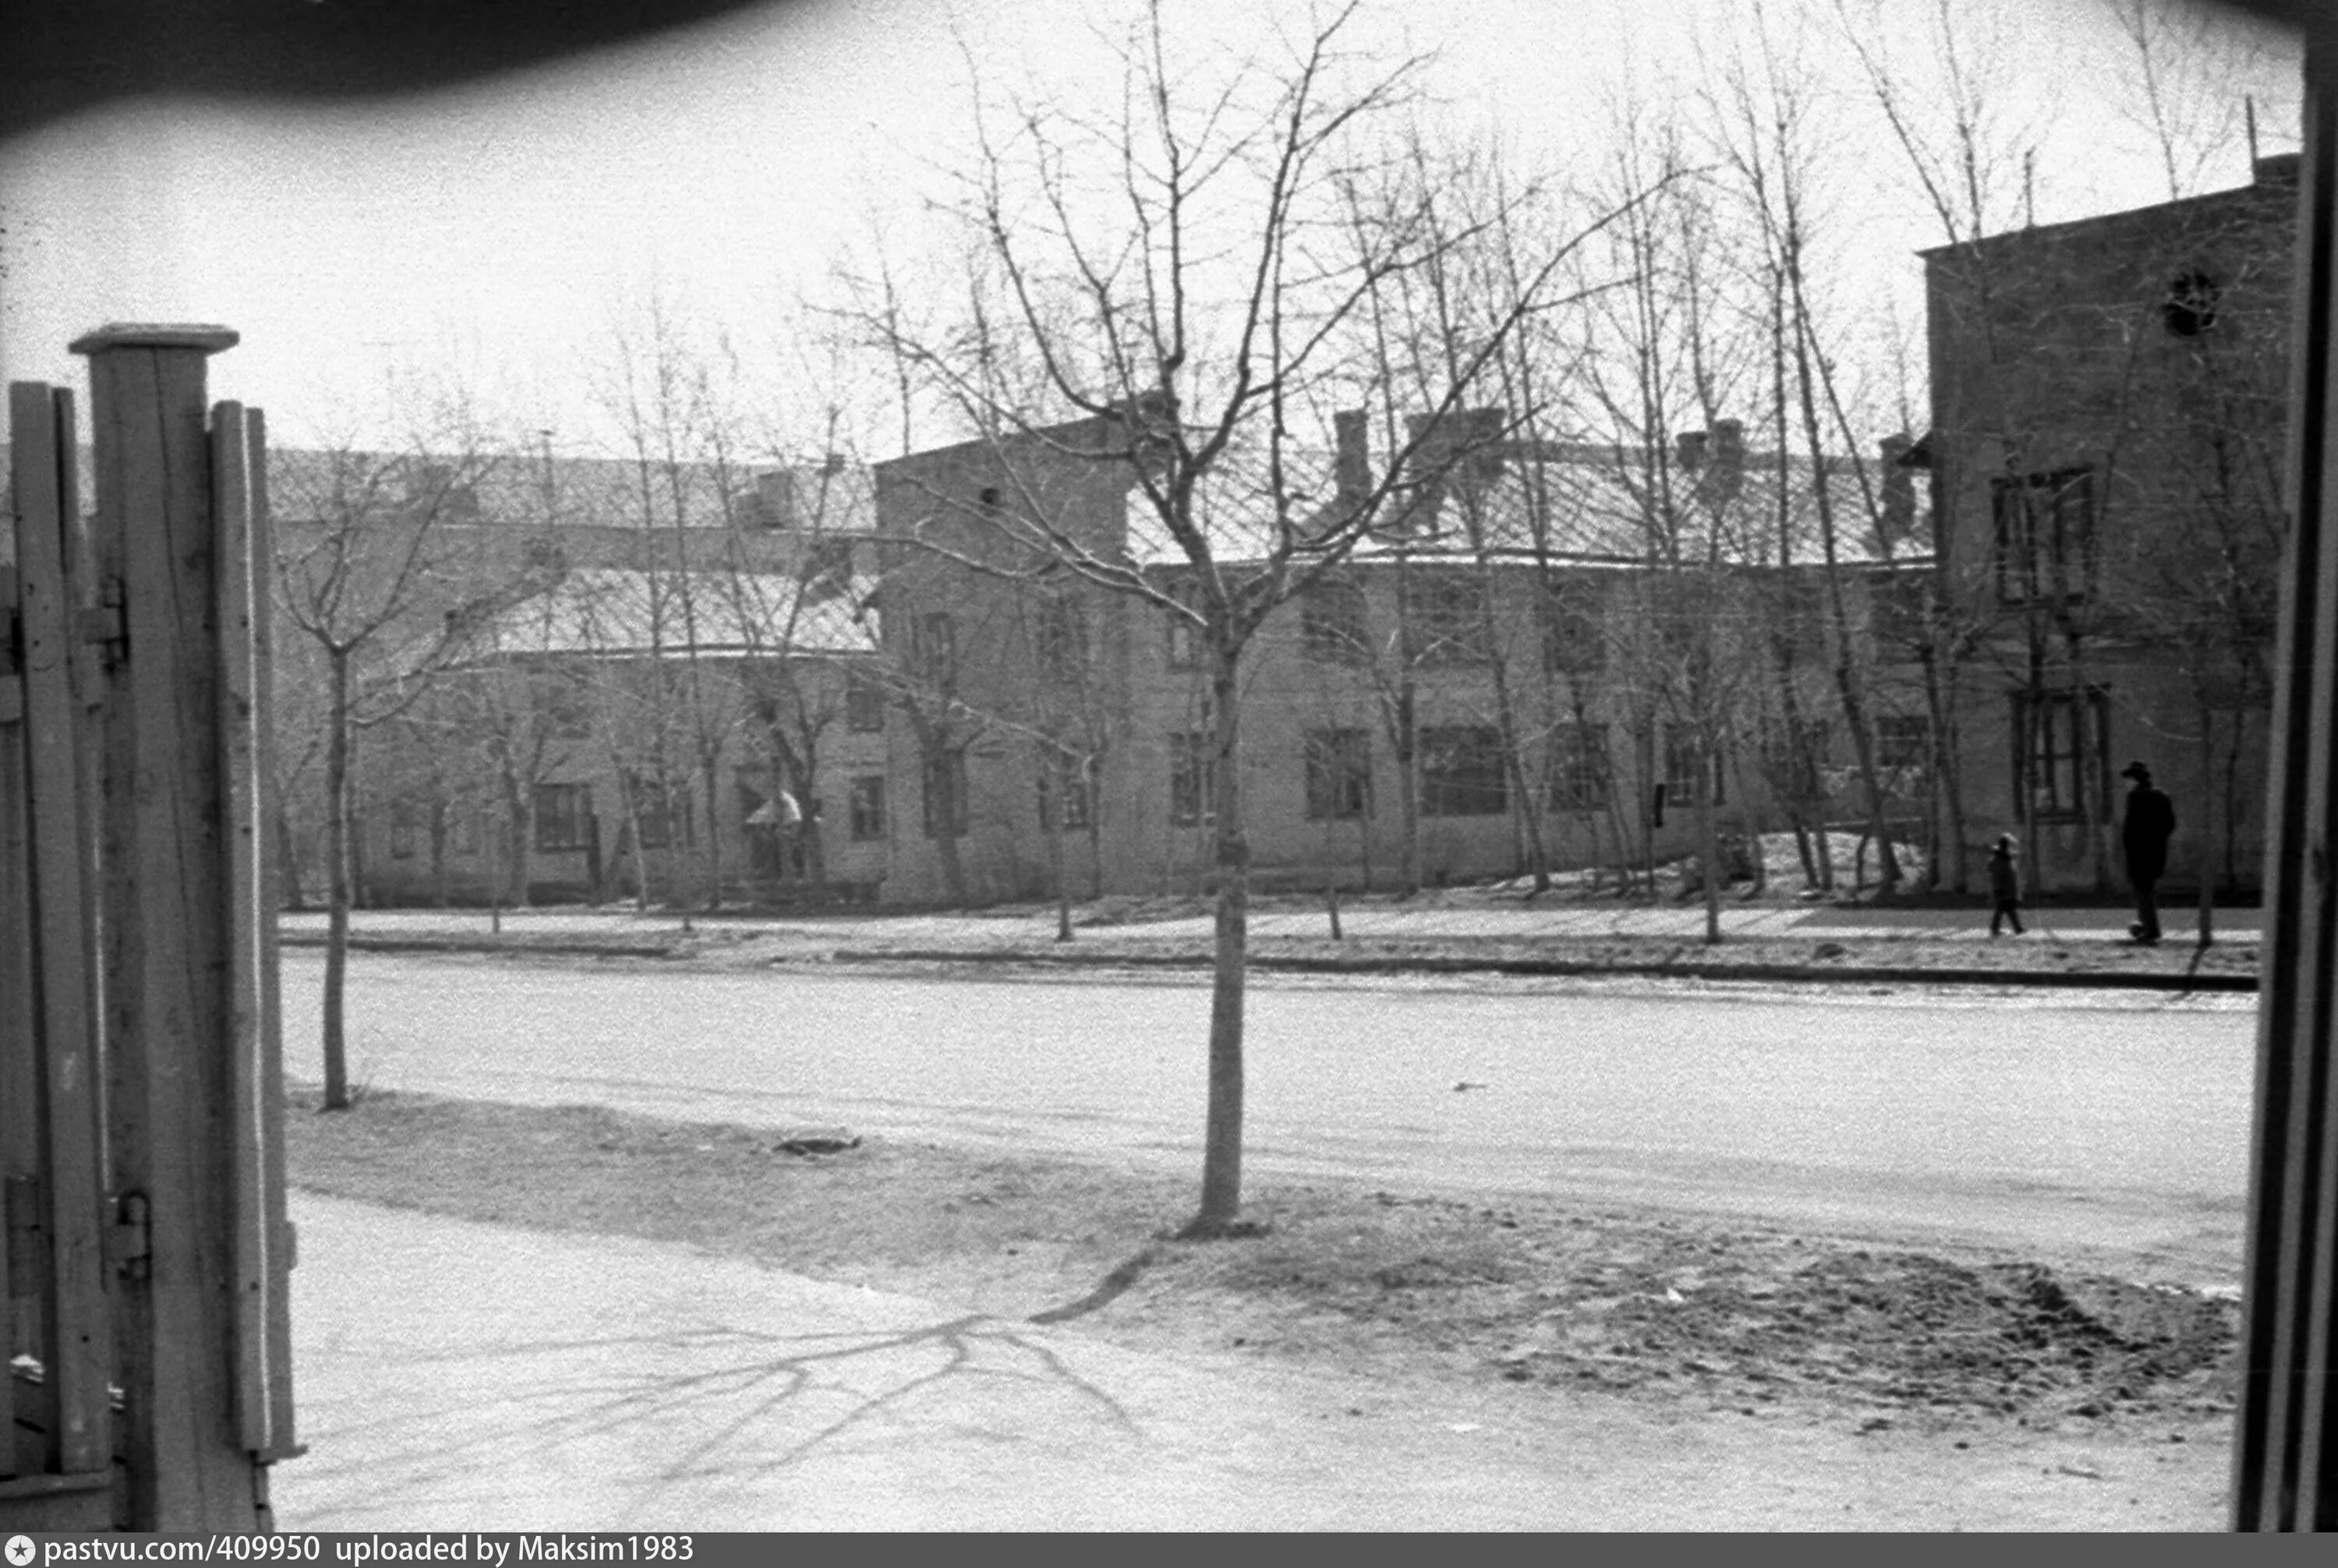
247 407 298 1459
212 402 294 1461
9 382 108 1478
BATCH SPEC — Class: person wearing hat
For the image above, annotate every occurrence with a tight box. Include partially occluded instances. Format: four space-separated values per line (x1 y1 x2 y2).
2119 761 2176 943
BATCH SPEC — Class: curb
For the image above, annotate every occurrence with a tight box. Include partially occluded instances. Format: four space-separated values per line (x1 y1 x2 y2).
277 930 2259 993
825 945 2259 994
277 932 680 959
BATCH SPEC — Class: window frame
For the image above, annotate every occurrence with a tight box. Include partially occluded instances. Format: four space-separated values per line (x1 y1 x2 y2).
1303 727 1374 821
1875 713 1930 771
1034 592 1088 681
1992 468 2096 606
1419 724 1509 818
912 611 958 680
388 802 422 860
1037 759 1096 832
849 775 888 842
2011 687 2110 825
533 782 593 853
1164 577 1205 672
920 749 969 839
1545 721 1612 814
1409 570 1496 666
844 668 887 733
1299 579 1371 666
1542 581 1607 676
1169 731 1216 828
1662 726 1727 808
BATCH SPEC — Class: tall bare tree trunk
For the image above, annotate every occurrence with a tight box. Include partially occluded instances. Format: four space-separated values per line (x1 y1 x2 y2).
322 652 353 1111
1190 643 1248 1236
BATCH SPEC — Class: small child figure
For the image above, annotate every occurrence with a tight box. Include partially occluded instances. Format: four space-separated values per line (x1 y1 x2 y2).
1988 834 2024 936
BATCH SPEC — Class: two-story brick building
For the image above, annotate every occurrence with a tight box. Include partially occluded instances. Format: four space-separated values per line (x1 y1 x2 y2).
1918 154 2294 895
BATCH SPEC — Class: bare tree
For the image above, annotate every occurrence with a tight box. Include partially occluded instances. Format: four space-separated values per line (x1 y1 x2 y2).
273 419 512 1110
849 0 1640 1231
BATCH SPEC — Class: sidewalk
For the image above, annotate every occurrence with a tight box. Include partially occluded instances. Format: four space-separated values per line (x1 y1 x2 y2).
274 899 2263 992
267 1193 2225 1531
277 899 2261 948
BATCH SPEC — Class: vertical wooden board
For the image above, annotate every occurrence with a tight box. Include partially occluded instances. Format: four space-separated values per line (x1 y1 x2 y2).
86 337 256 1530
0 560 26 1478
8 382 108 1477
248 408 297 1456
211 401 284 1457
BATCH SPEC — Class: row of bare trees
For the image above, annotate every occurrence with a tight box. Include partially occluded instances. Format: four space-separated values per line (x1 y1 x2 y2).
267 0 2290 1244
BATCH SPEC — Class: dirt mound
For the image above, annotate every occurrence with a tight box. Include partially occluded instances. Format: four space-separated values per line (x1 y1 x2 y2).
1132 1198 2238 1430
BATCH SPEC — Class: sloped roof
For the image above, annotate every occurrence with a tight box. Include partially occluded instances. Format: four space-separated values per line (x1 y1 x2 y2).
1350 439 1923 567
447 567 877 663
263 447 877 535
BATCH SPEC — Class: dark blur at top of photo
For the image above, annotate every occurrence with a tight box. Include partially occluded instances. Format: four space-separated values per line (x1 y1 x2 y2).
1 0 788 143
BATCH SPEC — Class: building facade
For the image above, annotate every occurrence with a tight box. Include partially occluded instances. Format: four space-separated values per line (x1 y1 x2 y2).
1919 154 2294 894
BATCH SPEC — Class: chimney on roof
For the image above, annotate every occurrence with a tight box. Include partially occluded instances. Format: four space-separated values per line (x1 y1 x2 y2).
751 470 798 530
1879 433 1916 548
1676 430 1707 471
1333 409 1370 512
823 450 846 476
1400 407 1507 535
1710 418 1745 503
2255 151 2301 187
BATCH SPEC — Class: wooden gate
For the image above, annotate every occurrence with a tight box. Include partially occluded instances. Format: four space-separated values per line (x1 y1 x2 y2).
2 326 295 1531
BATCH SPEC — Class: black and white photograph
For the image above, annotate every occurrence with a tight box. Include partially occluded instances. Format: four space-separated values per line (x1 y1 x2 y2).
2 0 2335 1535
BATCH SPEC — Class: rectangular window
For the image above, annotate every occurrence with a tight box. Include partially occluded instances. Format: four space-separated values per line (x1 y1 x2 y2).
913 612 958 680
845 669 886 733
1037 761 1096 832
449 807 482 857
628 779 693 849
1169 732 1215 827
920 750 968 839
1035 593 1087 681
1411 571 1493 664
1420 725 1508 817
1761 717 1829 803
1303 728 1373 820
1543 581 1606 676
2012 688 2110 824
849 775 887 842
1662 726 1726 807
1875 713 1930 771
533 782 592 853
1300 579 1370 666
1164 577 1204 671
1545 722 1612 814
389 803 422 860
1992 468 2096 604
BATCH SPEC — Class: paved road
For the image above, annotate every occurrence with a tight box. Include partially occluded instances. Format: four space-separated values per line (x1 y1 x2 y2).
283 954 2259 1281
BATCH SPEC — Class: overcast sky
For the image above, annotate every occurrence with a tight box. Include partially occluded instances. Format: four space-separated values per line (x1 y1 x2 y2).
0 0 2304 455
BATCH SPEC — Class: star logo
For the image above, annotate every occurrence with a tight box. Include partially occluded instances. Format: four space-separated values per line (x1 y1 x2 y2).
5 1534 37 1566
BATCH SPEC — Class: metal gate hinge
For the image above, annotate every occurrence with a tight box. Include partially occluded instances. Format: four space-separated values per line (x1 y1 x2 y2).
78 582 127 670
5 1175 40 1297
110 1192 150 1277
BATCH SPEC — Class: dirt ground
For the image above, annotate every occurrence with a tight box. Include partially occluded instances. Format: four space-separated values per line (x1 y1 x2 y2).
284 1087 2240 1527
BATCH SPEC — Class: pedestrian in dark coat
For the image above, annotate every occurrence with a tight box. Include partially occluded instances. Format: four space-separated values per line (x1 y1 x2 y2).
1987 835 2024 936
2120 761 2177 943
